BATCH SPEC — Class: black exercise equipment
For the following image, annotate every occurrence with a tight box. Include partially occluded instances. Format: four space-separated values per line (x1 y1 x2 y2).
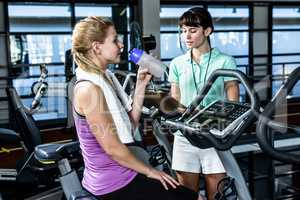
256 67 300 164
31 64 48 110
152 69 260 200
34 141 95 200
4 84 82 199
6 86 42 153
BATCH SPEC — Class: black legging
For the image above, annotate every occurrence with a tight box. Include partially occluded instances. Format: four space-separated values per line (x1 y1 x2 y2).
96 174 198 200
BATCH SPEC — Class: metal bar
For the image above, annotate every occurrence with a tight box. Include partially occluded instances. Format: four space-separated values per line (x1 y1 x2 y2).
69 1 75 29
4 0 131 4
9 31 130 35
247 4 254 104
267 4 273 103
160 0 300 6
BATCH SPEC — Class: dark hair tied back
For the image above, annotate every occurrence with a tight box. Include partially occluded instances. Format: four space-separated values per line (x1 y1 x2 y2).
179 7 214 33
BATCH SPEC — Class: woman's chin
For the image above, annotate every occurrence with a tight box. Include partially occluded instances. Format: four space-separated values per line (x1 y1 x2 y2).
112 58 121 64
185 44 193 49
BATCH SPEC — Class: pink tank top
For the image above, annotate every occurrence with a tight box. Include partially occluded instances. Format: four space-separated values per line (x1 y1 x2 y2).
73 111 137 196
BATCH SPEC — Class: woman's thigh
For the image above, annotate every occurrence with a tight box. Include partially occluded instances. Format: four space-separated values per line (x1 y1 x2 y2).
99 174 198 200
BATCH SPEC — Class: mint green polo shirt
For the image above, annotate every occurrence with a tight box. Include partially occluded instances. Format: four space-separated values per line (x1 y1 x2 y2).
168 48 237 107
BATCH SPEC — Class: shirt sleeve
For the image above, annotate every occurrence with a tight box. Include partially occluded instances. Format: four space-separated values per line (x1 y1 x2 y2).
223 56 238 82
168 59 179 84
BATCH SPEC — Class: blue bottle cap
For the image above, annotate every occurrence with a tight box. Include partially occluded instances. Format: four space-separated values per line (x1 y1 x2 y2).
129 48 144 64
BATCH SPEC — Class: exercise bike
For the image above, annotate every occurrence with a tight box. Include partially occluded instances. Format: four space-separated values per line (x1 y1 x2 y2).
257 66 300 164
256 67 300 199
151 69 260 200
2 64 83 199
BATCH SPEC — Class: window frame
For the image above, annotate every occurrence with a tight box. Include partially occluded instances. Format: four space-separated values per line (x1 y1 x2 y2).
4 0 133 128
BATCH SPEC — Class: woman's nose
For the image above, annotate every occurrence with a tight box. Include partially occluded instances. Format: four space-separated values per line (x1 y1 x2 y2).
119 42 124 49
185 32 191 39
119 42 124 52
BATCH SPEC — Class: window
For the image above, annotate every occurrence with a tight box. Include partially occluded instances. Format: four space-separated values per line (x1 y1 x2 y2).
272 7 300 97
8 4 72 32
160 5 250 101
8 3 71 121
7 2 132 125
208 6 249 67
75 4 112 20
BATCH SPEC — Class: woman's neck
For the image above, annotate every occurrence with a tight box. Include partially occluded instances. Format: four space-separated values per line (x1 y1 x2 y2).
91 55 107 71
192 44 211 63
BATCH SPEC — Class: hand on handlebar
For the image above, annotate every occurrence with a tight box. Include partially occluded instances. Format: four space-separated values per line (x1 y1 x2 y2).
146 168 180 190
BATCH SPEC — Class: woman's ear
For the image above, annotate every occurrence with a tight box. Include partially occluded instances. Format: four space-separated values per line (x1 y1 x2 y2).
91 41 102 55
204 27 212 37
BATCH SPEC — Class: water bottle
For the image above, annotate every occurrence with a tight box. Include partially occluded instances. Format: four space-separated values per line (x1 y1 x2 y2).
129 48 166 78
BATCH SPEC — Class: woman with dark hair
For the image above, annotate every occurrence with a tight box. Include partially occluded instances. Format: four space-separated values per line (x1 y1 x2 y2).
168 7 240 200
72 16 201 200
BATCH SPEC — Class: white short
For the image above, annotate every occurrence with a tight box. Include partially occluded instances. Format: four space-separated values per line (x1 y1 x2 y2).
171 134 226 174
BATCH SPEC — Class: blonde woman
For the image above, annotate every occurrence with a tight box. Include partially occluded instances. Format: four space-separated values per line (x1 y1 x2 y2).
72 16 200 200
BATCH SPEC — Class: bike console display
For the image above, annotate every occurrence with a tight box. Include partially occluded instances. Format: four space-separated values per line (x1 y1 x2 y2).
187 100 251 139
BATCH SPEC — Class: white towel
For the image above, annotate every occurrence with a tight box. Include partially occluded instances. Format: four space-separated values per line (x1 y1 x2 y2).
106 70 133 112
75 67 134 143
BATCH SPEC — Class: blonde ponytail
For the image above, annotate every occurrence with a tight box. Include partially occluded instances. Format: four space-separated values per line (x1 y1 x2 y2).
72 16 114 83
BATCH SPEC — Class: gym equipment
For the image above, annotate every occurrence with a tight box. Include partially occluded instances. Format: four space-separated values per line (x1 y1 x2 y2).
0 128 22 182
0 127 84 200
34 141 96 200
0 128 21 145
152 69 260 200
0 125 67 199
0 128 22 198
255 67 300 199
6 86 44 153
33 136 166 200
256 67 300 164
33 138 157 200
30 64 48 111
3 69 83 199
